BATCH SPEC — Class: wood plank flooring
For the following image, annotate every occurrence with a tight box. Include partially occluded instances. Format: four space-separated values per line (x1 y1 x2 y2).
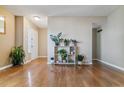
0 58 124 87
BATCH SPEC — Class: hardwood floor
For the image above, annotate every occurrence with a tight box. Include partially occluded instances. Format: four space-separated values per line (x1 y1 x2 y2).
0 58 124 87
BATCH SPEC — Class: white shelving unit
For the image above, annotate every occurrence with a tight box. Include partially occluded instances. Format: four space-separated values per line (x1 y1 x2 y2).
54 46 78 65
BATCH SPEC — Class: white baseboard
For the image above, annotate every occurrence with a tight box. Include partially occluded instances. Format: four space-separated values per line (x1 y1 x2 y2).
93 59 124 71
25 57 40 64
25 56 47 64
0 64 12 71
0 56 47 71
81 63 92 65
39 56 47 58
92 59 98 61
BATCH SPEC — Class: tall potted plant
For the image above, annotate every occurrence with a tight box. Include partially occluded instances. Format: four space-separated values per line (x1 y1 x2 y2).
50 32 62 46
9 46 25 66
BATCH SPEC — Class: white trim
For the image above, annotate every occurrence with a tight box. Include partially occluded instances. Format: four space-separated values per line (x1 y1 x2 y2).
92 59 98 61
94 59 124 71
25 57 39 64
25 56 47 64
0 57 41 71
39 56 47 58
25 59 32 64
0 64 13 71
82 62 92 65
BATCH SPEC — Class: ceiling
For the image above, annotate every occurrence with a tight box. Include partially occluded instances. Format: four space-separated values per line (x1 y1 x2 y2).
4 5 120 28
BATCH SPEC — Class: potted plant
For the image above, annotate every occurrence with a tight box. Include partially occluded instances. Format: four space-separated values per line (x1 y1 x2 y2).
50 57 54 64
77 55 84 65
64 39 70 46
60 38 64 46
50 32 62 46
70 39 73 46
9 46 25 66
71 39 79 46
58 49 67 63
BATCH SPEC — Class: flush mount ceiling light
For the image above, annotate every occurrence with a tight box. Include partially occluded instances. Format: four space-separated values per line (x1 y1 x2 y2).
0 16 4 21
33 16 41 21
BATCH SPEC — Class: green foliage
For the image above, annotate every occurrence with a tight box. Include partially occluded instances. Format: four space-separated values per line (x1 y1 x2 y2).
58 49 67 60
77 55 84 61
9 46 25 66
64 39 70 46
50 32 62 46
71 39 79 46
59 38 64 43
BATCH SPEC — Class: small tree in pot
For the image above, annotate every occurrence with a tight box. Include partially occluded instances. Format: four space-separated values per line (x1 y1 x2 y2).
9 46 25 66
77 55 84 64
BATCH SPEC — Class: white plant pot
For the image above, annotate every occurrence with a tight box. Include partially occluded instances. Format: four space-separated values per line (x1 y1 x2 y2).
78 61 83 65
51 60 54 64
60 42 64 46
56 61 59 63
63 60 66 63
70 52 74 55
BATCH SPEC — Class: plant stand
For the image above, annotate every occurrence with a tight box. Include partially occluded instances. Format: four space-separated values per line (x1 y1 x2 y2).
54 46 78 65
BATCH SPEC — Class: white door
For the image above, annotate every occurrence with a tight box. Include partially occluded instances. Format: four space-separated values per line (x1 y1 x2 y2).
30 29 38 59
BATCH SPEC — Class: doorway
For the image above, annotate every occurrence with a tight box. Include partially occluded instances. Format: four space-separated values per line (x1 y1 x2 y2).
27 28 38 60
92 24 102 60
30 29 38 59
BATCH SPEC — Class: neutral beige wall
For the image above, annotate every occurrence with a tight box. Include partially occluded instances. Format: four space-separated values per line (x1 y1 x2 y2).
100 6 124 68
15 16 40 61
38 28 47 57
0 7 15 67
15 16 23 46
48 16 106 64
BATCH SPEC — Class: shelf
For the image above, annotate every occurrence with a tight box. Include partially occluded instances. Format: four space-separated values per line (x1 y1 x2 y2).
54 63 76 65
55 54 75 56
54 46 78 65
68 54 75 56
55 46 77 48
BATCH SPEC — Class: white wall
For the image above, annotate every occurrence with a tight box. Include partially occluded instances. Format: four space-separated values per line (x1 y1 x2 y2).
48 16 106 64
100 6 124 68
